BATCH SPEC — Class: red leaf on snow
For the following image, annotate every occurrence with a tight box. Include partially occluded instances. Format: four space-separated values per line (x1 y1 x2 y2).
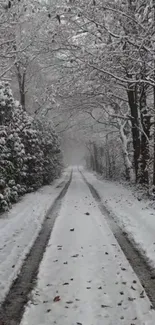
53 296 61 302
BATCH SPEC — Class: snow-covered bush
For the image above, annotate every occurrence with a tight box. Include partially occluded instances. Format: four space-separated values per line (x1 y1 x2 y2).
0 82 63 212
33 118 63 185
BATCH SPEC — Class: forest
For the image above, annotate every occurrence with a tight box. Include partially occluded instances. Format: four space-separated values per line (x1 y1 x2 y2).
0 0 155 211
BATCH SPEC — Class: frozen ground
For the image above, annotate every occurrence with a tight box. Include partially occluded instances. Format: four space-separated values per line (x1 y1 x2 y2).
21 170 155 325
0 170 70 303
83 170 155 270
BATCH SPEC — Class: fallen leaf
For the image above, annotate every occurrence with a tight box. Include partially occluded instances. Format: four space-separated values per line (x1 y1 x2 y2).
121 267 126 271
64 261 68 265
46 309 51 313
70 228 74 232
131 285 136 291
118 301 123 306
128 297 136 301
101 304 110 308
71 254 79 258
63 282 69 286
140 290 145 298
53 296 61 302
85 212 90 215
86 287 91 289
66 300 73 304
98 286 102 289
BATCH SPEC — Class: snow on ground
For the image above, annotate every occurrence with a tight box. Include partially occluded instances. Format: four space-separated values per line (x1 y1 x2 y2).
83 170 155 270
21 170 155 325
0 170 70 304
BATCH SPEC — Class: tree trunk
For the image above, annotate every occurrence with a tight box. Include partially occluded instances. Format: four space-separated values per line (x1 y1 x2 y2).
15 63 26 110
138 83 150 185
119 121 135 182
153 82 155 185
127 77 140 182
153 0 155 186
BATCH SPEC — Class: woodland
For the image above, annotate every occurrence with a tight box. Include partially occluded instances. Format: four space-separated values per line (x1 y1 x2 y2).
0 0 155 210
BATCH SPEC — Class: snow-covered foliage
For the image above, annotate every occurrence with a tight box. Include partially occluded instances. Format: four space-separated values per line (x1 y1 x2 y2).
0 82 62 212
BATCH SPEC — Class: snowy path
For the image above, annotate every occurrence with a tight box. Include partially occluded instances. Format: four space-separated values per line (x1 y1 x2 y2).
0 170 70 303
83 170 155 269
21 169 155 325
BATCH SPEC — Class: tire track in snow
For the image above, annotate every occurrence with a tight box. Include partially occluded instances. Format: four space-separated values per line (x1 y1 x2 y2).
0 172 72 325
81 170 155 309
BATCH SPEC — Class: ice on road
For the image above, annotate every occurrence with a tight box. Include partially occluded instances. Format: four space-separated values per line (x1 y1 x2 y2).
21 170 155 325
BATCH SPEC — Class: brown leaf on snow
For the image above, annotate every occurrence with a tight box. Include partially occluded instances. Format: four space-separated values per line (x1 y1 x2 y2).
140 290 145 298
71 254 79 258
101 304 111 308
118 300 123 306
70 228 75 232
131 285 136 291
128 297 136 301
53 296 61 302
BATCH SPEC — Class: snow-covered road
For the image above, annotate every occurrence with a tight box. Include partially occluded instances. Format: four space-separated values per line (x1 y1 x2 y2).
21 169 155 325
0 170 70 304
